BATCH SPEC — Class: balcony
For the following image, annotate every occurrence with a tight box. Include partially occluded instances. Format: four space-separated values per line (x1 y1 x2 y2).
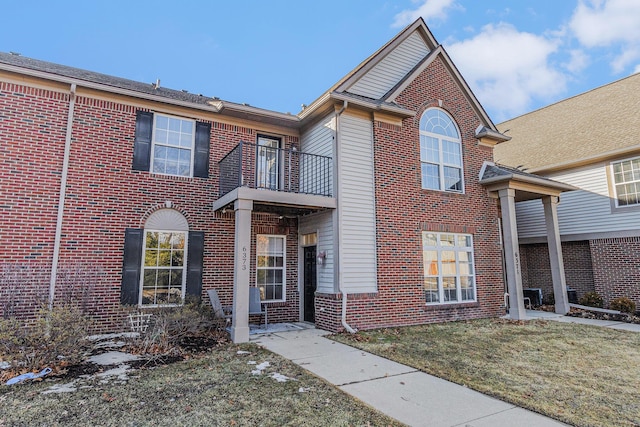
214 141 335 213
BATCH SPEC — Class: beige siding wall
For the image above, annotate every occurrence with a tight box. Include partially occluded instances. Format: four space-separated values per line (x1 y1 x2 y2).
516 161 640 238
347 31 429 99
338 113 377 293
300 113 334 195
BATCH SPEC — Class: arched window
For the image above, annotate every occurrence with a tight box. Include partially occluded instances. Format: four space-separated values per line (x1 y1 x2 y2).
140 209 189 306
419 108 463 192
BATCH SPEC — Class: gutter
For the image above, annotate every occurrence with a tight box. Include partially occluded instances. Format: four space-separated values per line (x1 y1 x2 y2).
49 83 76 309
334 100 357 334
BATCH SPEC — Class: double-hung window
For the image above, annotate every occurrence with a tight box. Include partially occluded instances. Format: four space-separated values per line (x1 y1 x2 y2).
419 108 463 192
256 235 286 301
422 232 475 304
151 114 195 177
612 156 640 207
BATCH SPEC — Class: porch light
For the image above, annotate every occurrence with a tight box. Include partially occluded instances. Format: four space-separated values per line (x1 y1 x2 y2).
317 250 327 266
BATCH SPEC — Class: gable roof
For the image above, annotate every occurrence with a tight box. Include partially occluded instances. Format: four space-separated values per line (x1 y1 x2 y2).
300 18 504 139
495 72 640 173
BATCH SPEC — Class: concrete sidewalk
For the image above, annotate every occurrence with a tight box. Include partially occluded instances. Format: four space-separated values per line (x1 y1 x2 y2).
253 326 567 427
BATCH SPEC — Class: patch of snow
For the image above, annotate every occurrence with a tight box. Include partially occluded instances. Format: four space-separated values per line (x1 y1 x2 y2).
87 332 139 341
0 361 11 370
247 361 257 365
88 351 139 366
270 373 291 382
251 361 270 375
41 381 79 394
299 387 309 393
236 350 251 355
97 364 132 381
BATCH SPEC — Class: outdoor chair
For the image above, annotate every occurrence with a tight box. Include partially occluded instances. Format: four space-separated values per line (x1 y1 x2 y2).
249 287 268 329
207 289 232 323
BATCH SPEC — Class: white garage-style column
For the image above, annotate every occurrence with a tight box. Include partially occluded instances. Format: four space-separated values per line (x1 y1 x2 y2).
499 188 527 320
231 198 253 343
542 196 570 314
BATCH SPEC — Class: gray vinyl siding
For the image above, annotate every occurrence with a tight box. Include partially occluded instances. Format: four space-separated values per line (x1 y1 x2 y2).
300 114 334 196
299 211 335 294
338 113 377 293
515 162 640 238
347 31 430 99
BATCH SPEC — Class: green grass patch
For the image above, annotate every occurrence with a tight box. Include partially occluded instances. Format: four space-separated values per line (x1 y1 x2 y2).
331 318 640 427
0 344 402 427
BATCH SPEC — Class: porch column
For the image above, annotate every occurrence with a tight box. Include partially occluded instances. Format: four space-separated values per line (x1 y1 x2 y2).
542 196 570 314
499 189 527 320
231 198 253 343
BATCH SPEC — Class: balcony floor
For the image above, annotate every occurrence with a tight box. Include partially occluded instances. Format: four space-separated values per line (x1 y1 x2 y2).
213 186 336 214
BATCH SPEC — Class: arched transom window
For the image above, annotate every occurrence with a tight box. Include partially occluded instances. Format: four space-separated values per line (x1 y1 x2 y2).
419 108 463 192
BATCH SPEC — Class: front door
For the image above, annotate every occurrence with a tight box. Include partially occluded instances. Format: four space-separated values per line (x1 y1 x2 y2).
303 246 317 322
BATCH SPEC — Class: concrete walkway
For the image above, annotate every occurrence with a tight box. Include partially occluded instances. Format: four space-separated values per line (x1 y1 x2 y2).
253 325 568 427
525 309 640 332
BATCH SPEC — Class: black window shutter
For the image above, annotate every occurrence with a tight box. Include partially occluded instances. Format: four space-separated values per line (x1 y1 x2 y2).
121 228 144 305
132 111 153 171
186 231 205 299
193 121 211 178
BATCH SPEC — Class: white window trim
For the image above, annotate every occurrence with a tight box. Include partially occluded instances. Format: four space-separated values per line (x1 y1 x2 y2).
422 232 476 305
419 109 464 193
610 156 640 208
256 234 287 303
150 112 196 178
139 229 188 307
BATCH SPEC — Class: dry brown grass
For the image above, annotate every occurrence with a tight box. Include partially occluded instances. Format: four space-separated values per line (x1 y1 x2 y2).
331 318 640 427
0 344 402 427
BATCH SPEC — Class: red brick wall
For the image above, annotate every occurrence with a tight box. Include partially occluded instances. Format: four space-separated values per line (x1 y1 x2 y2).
590 237 640 309
519 241 595 303
316 55 505 332
0 81 300 329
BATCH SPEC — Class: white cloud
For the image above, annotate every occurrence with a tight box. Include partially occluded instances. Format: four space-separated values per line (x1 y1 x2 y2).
569 0 640 72
563 49 590 73
392 0 458 28
447 23 566 121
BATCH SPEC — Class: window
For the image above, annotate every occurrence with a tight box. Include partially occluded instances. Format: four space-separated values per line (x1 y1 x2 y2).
422 232 475 304
612 157 640 207
151 114 195 177
132 111 211 178
419 109 463 192
256 135 281 190
141 230 187 306
256 235 285 301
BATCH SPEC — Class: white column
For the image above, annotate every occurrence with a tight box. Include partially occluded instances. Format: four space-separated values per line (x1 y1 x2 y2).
542 196 570 314
499 189 527 320
230 198 253 343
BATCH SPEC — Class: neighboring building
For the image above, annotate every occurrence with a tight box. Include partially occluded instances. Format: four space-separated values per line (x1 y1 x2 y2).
495 73 640 309
1 18 549 343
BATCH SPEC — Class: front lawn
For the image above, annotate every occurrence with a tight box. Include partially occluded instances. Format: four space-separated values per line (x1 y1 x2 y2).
0 344 402 427
331 319 640 427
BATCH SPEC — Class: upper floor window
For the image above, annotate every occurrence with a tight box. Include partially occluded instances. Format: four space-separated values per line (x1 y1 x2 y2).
419 109 463 193
151 114 195 177
612 157 640 207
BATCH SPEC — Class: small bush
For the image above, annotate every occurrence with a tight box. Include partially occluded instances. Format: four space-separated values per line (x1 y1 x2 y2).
609 297 636 314
579 292 604 308
0 304 92 373
129 300 224 356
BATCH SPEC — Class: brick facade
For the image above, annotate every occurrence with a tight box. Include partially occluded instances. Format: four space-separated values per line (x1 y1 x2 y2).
0 81 300 330
590 237 640 309
314 55 505 332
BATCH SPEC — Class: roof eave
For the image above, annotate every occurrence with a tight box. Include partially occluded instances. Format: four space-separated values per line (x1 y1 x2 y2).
330 92 416 118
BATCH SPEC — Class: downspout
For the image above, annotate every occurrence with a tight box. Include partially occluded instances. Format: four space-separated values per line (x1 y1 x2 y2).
335 100 357 334
49 83 76 309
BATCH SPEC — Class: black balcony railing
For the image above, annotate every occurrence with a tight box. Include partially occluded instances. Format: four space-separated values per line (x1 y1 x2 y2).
219 141 333 198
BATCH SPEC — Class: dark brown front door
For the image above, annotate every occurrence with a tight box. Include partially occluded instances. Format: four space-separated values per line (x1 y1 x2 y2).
303 246 317 322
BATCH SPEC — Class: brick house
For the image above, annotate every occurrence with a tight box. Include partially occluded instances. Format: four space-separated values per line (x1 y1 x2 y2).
495 73 640 310
2 19 567 342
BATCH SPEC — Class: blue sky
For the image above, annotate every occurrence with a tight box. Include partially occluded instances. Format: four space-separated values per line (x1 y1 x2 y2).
2 0 639 122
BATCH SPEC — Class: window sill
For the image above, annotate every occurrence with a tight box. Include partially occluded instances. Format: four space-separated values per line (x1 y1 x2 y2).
423 301 479 311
